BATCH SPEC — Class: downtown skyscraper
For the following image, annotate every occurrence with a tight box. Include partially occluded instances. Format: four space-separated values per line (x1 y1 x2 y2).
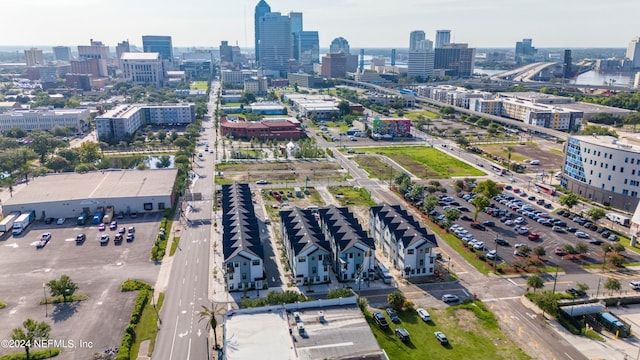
254 0 271 62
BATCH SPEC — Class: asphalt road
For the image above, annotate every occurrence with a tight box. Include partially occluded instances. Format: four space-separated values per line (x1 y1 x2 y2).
153 86 218 360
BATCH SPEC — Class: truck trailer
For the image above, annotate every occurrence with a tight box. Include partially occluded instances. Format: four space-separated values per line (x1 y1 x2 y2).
12 210 35 235
0 213 19 233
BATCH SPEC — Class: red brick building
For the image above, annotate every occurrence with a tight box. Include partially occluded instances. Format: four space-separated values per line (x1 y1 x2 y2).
220 117 304 141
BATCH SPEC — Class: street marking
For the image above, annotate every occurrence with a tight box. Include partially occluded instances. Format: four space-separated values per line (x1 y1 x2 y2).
197 329 202 337
298 342 354 350
169 315 179 360
564 353 574 360
182 278 185 285
186 338 192 360
178 331 188 338
462 289 470 297
507 278 519 286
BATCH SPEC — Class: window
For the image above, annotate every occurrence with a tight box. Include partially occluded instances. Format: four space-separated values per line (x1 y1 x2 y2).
298 256 306 262
228 273 234 280
158 202 165 210
252 260 260 266
311 256 315 261
234 262 239 268
430 257 434 264
407 249 414 255
419 259 424 266
349 253 353 258
621 167 625 173
613 165 616 171
312 267 317 274
144 202 153 210
242 273 247 280
608 175 611 181
318 255 323 260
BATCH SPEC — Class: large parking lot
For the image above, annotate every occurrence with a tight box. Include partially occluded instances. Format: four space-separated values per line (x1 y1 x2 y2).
431 188 640 272
0 213 164 359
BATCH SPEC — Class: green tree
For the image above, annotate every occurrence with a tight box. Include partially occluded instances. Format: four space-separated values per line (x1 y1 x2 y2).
78 142 102 164
337 100 351 116
504 146 514 167
487 123 500 134
408 183 424 201
532 245 546 257
586 208 606 222
45 156 71 173
29 131 62 163
470 195 490 221
47 274 78 302
443 208 460 226
612 243 626 254
173 136 191 149
155 155 172 169
559 193 579 210
327 288 353 299
387 291 406 310
526 274 544 293
575 242 589 258
455 135 469 148
473 179 503 198
240 91 256 104
576 282 589 293
604 277 621 295
422 195 438 214
198 302 224 350
11 319 51 360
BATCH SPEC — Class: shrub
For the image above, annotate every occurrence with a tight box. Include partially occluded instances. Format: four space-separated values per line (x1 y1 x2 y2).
121 279 152 292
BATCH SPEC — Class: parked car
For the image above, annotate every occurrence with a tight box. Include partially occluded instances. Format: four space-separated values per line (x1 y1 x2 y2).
470 223 486 231
527 232 540 241
552 226 566 233
566 227 578 233
554 247 566 256
630 280 640 290
114 234 123 244
486 250 498 260
44 217 55 224
256 179 269 185
56 218 65 225
100 234 110 245
126 233 135 242
608 235 619 241
434 331 449 345
442 294 460 303
373 312 389 329
36 233 52 248
386 308 400 323
494 238 510 246
473 241 485 250
589 239 604 245
128 226 135 234
460 215 473 221
575 231 590 239
395 328 410 342
98 223 106 231
566 288 586 297
109 221 117 230
417 308 431 322
482 221 495 227
516 226 529 235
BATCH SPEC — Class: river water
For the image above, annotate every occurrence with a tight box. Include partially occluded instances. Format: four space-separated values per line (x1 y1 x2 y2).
475 68 636 87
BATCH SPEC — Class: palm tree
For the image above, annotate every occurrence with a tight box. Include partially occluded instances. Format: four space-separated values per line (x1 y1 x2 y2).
504 146 514 170
199 302 224 350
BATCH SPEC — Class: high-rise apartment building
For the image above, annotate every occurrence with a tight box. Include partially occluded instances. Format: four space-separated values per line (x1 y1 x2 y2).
142 35 173 61
435 30 451 48
515 38 537 64
254 0 271 61
409 30 426 51
24 48 44 66
563 50 573 78
120 52 164 87
78 40 109 77
321 53 347 78
52 46 72 62
434 43 475 77
408 49 435 80
258 12 291 76
220 41 233 63
627 37 640 69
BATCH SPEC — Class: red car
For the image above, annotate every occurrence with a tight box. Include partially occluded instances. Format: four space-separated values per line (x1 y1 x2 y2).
528 232 540 241
513 188 520 193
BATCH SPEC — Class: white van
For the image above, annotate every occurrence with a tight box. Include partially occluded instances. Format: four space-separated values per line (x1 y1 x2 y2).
530 160 540 165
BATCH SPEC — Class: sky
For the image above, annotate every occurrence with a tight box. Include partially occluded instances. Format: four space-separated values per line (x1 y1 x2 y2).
1 0 638 51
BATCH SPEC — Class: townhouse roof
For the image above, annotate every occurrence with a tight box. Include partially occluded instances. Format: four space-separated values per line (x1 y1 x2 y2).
221 183 263 261
280 207 330 256
318 205 374 252
370 204 437 248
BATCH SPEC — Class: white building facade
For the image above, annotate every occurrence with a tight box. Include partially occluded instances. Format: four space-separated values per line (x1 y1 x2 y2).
0 108 90 132
120 52 165 87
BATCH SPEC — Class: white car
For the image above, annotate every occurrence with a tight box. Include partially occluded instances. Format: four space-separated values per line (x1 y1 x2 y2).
514 217 525 225
514 243 526 249
473 241 485 250
505 220 514 226
417 308 431 322
575 231 590 239
486 250 498 260
56 217 65 225
630 281 640 290
516 227 529 235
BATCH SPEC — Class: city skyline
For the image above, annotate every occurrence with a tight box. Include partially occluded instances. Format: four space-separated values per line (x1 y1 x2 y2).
1 0 638 50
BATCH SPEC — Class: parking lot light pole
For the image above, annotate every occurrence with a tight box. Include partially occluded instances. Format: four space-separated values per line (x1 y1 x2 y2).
551 264 559 293
447 257 451 273
43 283 48 317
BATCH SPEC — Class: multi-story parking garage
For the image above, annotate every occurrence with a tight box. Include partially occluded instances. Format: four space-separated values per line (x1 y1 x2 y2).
1 169 178 220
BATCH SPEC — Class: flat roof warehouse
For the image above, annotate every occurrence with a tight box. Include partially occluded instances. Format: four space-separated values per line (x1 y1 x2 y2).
1 169 178 218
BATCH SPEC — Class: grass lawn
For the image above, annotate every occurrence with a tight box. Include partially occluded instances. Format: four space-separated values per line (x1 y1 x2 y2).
130 292 165 359
222 102 242 107
549 148 564 155
170 236 181 256
327 186 376 207
324 121 350 132
366 302 529 360
190 81 208 90
352 155 394 180
359 146 485 178
404 110 440 120
476 144 529 162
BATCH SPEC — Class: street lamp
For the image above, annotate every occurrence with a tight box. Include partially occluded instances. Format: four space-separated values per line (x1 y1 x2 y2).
43 283 48 317
447 257 451 273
